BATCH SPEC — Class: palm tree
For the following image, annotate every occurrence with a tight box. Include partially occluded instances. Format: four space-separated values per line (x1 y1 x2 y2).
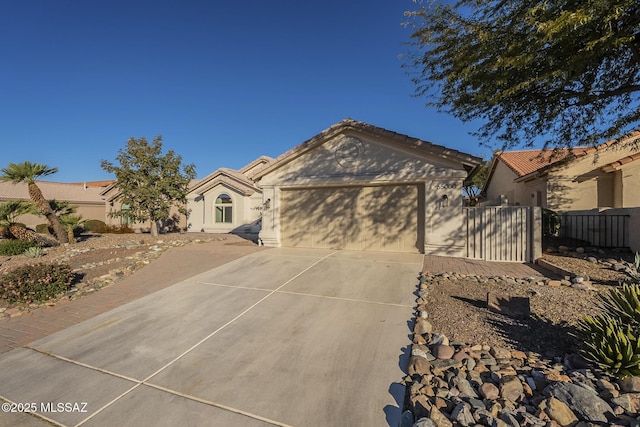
59 214 84 243
0 200 58 246
0 162 69 243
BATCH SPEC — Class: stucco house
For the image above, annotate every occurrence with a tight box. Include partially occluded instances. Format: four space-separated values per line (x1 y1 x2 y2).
186 156 274 234
187 119 482 255
483 133 640 211
0 180 110 228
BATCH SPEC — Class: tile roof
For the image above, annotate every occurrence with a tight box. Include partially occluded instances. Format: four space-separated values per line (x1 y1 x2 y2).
601 152 640 172
496 148 590 178
0 181 107 203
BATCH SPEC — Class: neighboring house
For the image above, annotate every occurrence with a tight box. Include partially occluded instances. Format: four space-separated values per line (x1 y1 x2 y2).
101 182 191 232
483 133 640 211
186 156 274 234
219 119 483 255
0 180 110 228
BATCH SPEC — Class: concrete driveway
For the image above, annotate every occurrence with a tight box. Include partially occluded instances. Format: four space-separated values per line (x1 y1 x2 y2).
0 248 422 427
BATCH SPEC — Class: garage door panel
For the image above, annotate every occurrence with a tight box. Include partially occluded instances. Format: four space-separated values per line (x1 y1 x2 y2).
281 185 420 253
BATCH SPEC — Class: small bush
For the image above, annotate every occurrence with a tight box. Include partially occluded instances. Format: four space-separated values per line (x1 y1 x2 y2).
0 263 75 303
35 224 52 235
0 239 37 256
83 219 108 233
104 224 134 234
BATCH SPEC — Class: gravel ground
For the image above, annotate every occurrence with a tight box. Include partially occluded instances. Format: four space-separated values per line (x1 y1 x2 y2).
421 250 638 357
421 273 603 357
541 252 634 284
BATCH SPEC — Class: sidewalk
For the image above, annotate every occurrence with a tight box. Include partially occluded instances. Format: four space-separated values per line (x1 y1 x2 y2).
0 236 265 355
422 254 551 277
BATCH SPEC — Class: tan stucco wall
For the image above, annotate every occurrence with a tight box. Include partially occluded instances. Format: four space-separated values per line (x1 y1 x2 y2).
546 176 598 211
485 162 547 207
7 202 106 229
547 146 639 211
485 161 518 205
258 132 470 256
621 160 640 207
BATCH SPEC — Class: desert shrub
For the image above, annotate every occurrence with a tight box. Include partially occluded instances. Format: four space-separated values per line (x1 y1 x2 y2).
104 224 134 234
576 278 640 378
0 263 75 303
0 239 37 256
83 219 108 233
35 223 52 234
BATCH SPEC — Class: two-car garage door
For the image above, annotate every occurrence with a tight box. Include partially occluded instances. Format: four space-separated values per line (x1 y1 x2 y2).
280 185 423 253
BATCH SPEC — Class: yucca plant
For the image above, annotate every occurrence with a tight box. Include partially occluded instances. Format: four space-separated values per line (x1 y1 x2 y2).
597 283 640 327
577 315 640 378
576 259 640 378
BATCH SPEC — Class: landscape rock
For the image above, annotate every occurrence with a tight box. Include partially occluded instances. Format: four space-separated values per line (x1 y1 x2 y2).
499 375 524 402
610 393 640 414
619 376 640 393
479 382 500 400
414 318 433 336
408 355 432 377
542 397 579 426
486 292 531 319
412 418 436 427
432 344 455 360
544 382 615 423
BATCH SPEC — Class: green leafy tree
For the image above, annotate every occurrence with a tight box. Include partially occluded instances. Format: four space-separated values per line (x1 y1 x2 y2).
463 161 489 205
0 162 69 243
404 0 640 150
101 136 196 236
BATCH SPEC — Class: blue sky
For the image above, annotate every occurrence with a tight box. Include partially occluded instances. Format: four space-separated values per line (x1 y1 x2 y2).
1 0 489 182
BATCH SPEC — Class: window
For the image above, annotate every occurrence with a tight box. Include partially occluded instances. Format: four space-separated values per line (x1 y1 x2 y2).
120 203 132 225
215 194 233 223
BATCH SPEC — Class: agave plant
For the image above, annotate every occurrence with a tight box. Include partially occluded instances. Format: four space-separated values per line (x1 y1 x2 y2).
23 246 43 258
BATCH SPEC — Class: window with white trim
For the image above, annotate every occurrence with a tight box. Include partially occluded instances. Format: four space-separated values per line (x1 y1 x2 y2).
215 194 233 223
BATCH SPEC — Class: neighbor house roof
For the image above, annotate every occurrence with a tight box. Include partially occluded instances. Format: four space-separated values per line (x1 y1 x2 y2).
483 131 640 193
252 118 483 180
601 151 640 172
495 148 590 178
187 156 269 197
0 181 107 203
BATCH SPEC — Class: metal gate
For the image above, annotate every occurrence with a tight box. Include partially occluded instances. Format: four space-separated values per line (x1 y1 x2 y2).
463 207 540 262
